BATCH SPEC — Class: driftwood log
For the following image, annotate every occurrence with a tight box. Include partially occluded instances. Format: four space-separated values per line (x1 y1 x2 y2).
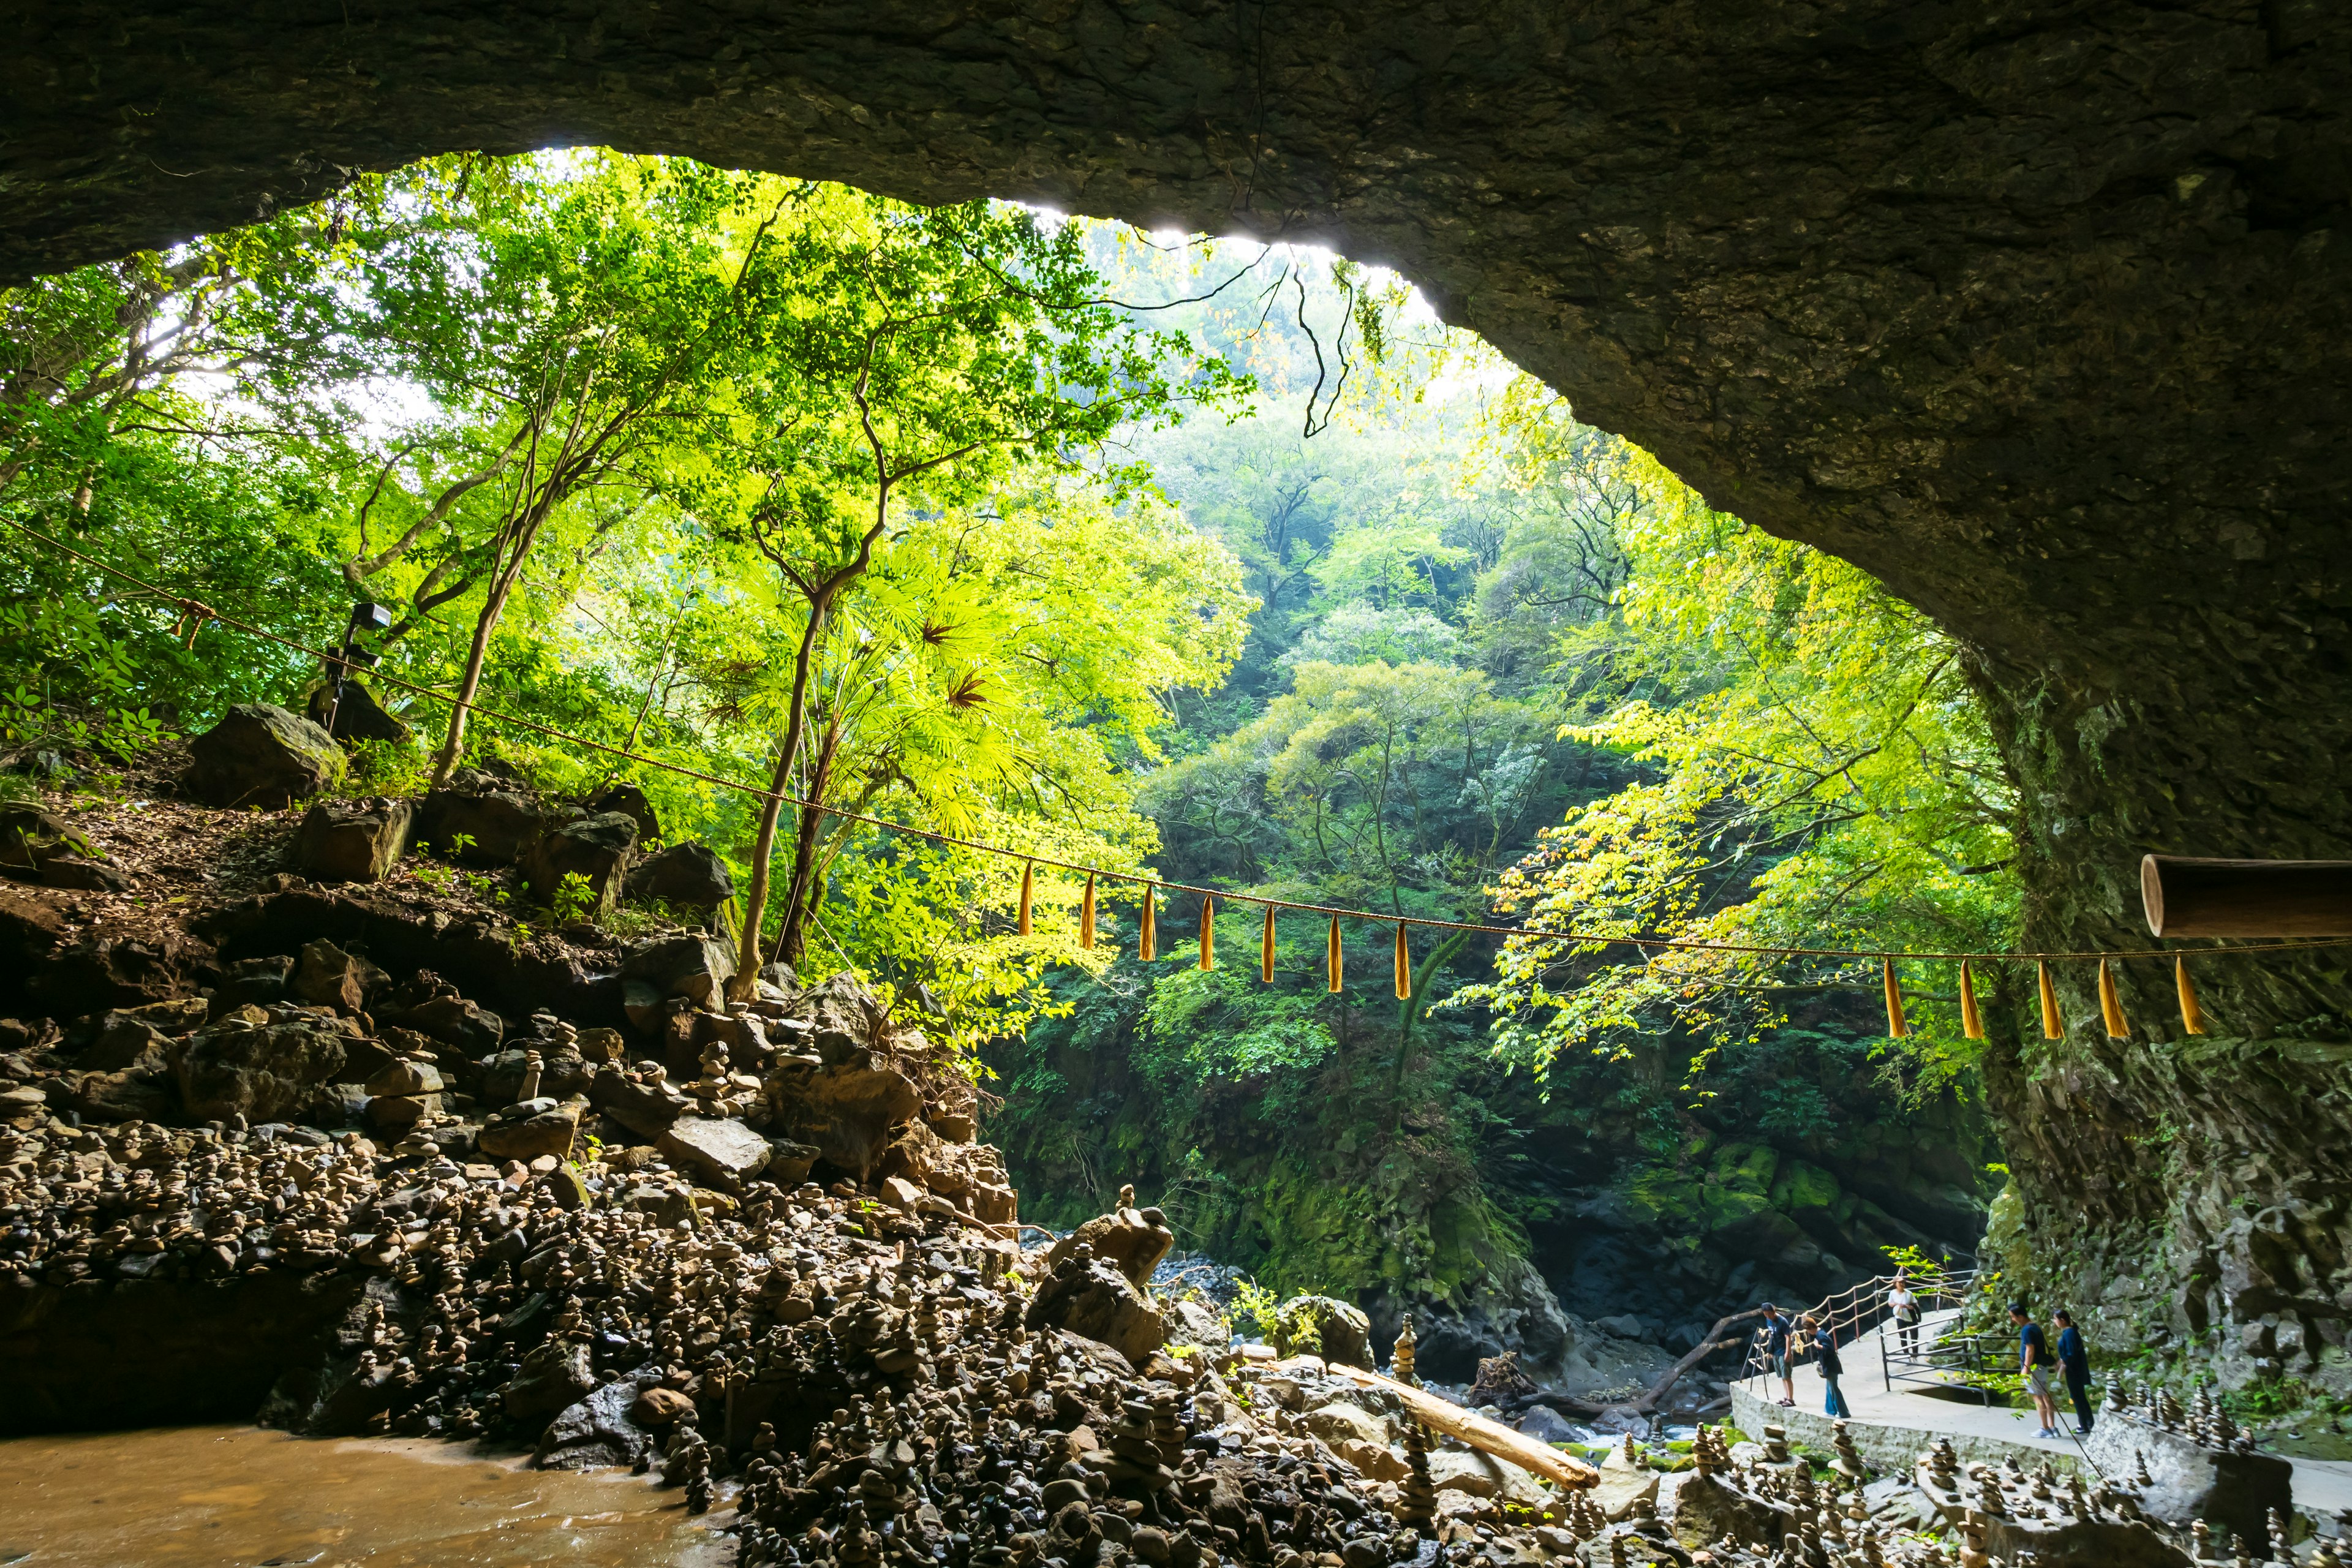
2141 854 2352 937
1504 1306 1763 1423
1326 1363 1600 1490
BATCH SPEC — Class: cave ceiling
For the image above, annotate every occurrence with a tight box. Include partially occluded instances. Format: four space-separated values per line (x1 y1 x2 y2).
8 0 2352 921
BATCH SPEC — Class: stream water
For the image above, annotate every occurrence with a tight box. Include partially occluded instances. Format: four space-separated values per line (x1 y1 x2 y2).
0 1425 734 1566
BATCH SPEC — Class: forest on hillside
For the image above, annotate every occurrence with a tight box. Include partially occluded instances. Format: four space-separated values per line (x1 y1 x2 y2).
1 152 2018 1375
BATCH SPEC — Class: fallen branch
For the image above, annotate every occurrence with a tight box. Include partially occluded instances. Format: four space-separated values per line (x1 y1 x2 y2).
1327 1362 1599 1490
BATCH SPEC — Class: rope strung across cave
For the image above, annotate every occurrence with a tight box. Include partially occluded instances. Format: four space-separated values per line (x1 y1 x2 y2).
6 514 2343 1037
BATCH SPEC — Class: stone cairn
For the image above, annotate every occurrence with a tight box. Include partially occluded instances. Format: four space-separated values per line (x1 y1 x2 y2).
1389 1313 1419 1388
2106 1374 2261 1455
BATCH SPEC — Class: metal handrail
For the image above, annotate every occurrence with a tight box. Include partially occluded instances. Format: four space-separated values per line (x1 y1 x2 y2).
1738 1254 1984 1400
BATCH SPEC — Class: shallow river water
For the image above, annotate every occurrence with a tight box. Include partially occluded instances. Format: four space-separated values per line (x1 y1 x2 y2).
0 1425 734 1567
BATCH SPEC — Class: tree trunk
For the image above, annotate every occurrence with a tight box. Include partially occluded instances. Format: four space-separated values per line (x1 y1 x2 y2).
429 573 518 787
775 715 842 970
728 594 832 1000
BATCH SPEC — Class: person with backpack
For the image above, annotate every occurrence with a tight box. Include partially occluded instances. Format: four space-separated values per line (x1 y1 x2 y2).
1760 1303 1797 1408
2012 1300 2062 1438
2054 1308 2094 1435
1803 1312 1852 1419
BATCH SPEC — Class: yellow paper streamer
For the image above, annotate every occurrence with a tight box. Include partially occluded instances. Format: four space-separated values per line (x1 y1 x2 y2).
1959 960 1985 1041
1139 885 1156 963
2175 956 2206 1036
1326 916 1343 993
2098 957 2129 1039
1395 923 1412 1000
1017 861 1033 937
1079 873 1095 950
1261 905 1276 984
1882 958 1908 1039
1199 894 1215 971
2038 960 2063 1039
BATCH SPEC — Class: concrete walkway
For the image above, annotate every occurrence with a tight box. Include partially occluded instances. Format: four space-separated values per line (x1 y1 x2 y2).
1731 1309 2352 1518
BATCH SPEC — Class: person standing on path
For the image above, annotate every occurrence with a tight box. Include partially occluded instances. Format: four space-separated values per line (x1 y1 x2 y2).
1762 1303 1797 1408
1803 1313 1852 1419
2054 1309 2094 1436
2012 1300 2062 1438
1886 1270 1921 1356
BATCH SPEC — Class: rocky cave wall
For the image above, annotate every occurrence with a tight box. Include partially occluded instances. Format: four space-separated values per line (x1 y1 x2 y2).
8 0 2352 1393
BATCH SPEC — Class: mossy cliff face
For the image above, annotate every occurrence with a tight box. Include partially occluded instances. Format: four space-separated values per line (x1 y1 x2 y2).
8 0 2350 1392
989 1000 1996 1375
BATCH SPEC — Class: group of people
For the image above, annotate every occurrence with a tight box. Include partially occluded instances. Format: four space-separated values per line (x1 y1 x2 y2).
1755 1272 2095 1439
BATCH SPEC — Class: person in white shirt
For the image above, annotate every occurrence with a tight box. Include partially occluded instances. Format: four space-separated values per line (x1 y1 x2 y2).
1886 1270 1921 1355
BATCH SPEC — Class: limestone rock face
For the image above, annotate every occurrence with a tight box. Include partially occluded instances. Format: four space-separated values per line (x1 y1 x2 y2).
189 703 344 809
521 810 637 911
20 0 2352 1382
627 840 733 912
294 797 412 882
175 1017 349 1123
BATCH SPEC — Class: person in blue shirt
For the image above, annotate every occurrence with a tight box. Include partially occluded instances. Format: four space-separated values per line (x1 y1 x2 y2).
2054 1309 2093 1435
2011 1300 2061 1439
1760 1303 1796 1407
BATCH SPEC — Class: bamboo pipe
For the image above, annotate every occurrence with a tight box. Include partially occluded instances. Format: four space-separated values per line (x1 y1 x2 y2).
1328 1362 1599 1490
2142 854 2352 937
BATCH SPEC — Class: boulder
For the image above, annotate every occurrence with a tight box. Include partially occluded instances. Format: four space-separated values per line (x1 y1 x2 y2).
174 1018 349 1122
289 938 388 1014
37 854 130 892
764 1055 923 1182
293 797 412 881
586 783 660 845
1272 1294 1372 1366
1164 1297 1230 1352
535 1369 664 1471
521 810 637 912
2082 1412 2293 1551
621 932 736 1008
362 1058 445 1096
188 703 344 809
1026 1253 1165 1365
657 1115 772 1189
478 1101 580 1161
500 1338 597 1424
63 1067 175 1123
587 1071 685 1139
628 841 733 911
1300 1402 1390 1447
764 1139 820 1185
1514 1404 1584 1444
217 954 294 1008
364 1091 439 1134
303 677 410 746
621 979 668 1034
628 1385 695 1428
380 993 502 1053
1047 1204 1176 1292
415 772 541 864
0 805 99 876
